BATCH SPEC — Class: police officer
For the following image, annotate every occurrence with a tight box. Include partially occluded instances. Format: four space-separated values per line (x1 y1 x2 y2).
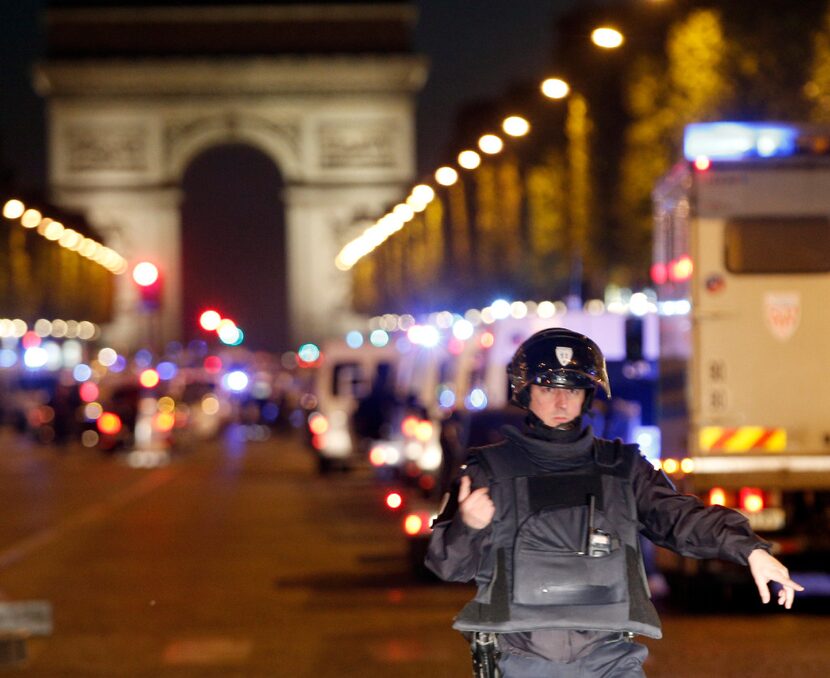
425 328 803 677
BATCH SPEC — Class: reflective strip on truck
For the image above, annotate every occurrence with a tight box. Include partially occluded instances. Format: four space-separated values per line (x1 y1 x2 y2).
698 426 786 452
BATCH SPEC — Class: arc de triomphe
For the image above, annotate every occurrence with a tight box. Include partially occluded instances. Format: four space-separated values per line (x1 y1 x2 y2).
36 3 425 350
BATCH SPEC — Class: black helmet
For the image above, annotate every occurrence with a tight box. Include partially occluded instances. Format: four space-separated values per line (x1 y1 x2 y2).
507 328 611 409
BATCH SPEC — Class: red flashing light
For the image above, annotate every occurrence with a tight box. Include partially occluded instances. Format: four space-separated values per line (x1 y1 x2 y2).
650 262 668 286
740 487 764 513
203 356 222 374
21 331 41 349
448 337 465 355
79 382 99 403
419 475 436 492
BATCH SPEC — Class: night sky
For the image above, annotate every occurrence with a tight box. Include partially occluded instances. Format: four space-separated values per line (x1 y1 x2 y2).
1 0 579 187
1 0 581 350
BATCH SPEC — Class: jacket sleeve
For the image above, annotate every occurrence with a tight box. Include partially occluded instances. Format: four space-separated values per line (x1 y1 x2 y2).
424 458 493 582
632 454 771 565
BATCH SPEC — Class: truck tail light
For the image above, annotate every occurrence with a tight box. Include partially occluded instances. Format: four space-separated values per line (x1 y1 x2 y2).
740 487 764 513
709 487 727 506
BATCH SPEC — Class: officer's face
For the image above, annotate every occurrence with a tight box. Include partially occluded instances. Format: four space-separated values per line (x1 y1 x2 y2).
528 385 586 428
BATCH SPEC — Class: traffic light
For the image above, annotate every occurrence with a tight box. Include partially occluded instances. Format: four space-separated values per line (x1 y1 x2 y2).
132 261 162 310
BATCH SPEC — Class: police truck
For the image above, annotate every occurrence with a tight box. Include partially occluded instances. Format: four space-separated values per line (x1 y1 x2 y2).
652 122 830 588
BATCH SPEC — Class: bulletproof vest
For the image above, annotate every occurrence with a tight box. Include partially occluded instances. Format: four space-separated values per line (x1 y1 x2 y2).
452 436 663 639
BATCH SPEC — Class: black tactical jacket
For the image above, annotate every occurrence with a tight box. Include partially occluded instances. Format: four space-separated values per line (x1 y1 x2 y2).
425 425 769 639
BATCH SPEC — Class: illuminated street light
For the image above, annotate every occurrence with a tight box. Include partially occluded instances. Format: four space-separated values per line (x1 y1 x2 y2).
478 134 504 154
591 27 624 49
502 116 530 137
392 203 415 222
541 77 570 99
21 209 41 228
2 199 24 220
458 150 481 169
435 166 459 186
410 184 435 204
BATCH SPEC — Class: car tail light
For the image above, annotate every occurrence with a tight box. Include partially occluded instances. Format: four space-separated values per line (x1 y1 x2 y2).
369 446 386 467
403 513 423 536
740 487 764 513
385 491 403 510
401 416 419 437
97 412 122 435
403 510 435 537
414 420 433 442
153 412 175 433
308 412 328 435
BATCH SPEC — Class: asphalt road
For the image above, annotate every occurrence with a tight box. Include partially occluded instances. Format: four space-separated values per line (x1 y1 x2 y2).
0 426 828 677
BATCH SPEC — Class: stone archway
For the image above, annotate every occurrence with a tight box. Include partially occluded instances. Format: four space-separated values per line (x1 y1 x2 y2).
181 143 288 352
36 3 426 350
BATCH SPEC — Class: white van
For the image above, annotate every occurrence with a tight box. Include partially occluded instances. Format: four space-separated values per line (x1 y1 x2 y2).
306 338 400 473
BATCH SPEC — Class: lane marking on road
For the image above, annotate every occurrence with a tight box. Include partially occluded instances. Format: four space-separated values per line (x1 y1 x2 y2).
0 467 181 571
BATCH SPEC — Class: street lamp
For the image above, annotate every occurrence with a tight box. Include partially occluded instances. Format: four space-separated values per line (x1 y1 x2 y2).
541 78 570 100
591 27 624 49
458 150 482 169
502 116 531 137
478 134 504 155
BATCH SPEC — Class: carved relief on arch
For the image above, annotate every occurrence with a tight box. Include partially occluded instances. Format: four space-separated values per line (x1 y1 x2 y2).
165 112 302 181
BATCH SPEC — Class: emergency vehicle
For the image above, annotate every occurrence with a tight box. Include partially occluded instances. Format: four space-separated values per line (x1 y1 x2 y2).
304 336 400 473
376 302 659 574
652 122 830 581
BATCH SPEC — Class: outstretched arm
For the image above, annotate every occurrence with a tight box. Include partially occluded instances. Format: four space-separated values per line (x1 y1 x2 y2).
748 548 805 609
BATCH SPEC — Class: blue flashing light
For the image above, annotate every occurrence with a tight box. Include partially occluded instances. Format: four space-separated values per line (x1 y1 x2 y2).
683 122 798 162
0 348 17 368
134 349 153 368
465 388 488 411
73 363 92 382
345 330 364 349
157 361 178 380
110 355 128 373
438 388 456 409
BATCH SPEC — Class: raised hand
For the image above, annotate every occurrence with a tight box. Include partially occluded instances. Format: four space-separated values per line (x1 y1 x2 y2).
458 475 495 529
